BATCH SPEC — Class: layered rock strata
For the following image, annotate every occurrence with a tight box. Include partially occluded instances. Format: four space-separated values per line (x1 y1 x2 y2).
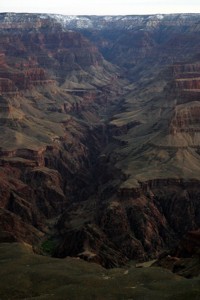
0 13 200 268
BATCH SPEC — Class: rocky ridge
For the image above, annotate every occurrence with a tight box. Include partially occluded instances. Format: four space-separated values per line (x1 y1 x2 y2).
0 13 200 268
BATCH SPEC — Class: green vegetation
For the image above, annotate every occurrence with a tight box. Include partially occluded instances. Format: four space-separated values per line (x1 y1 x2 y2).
0 243 199 299
41 239 57 255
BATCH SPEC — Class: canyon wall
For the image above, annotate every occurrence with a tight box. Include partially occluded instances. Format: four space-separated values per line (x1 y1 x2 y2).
0 13 200 268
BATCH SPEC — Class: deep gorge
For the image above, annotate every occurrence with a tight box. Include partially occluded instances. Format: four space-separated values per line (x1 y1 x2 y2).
0 13 200 273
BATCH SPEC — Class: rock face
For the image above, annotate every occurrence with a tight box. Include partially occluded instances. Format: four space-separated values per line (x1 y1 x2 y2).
154 230 200 278
0 14 122 246
0 13 200 268
53 179 200 267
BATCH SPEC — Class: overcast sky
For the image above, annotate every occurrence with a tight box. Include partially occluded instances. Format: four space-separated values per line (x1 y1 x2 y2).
0 0 200 15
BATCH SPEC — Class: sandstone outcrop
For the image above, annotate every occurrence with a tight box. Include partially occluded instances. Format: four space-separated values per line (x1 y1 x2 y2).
0 13 200 268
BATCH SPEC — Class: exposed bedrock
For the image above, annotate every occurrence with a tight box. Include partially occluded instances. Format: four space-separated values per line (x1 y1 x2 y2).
154 230 200 278
54 177 200 267
0 160 68 243
0 78 17 93
0 13 200 269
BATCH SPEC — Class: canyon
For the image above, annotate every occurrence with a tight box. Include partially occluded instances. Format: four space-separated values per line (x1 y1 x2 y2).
0 13 200 291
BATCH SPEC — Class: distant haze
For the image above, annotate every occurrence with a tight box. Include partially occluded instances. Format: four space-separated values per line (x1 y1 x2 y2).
0 0 200 15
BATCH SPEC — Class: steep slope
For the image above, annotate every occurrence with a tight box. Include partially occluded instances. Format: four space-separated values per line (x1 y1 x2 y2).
0 13 200 269
52 14 200 267
0 15 125 246
154 230 200 278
